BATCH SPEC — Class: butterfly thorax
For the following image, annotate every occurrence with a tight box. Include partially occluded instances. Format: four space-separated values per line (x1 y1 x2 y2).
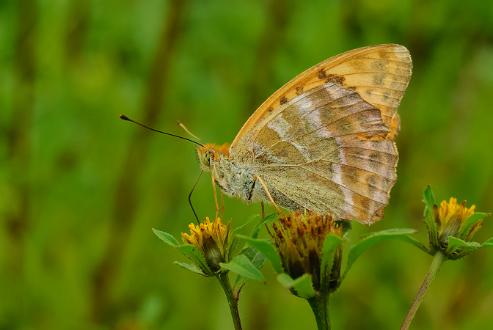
197 143 258 201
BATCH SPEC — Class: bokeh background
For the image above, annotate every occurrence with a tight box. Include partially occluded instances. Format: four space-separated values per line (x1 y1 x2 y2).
1 0 493 329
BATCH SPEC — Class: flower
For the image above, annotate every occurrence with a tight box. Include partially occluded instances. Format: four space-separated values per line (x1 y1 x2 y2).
423 186 490 259
435 197 478 241
270 211 343 293
182 217 230 273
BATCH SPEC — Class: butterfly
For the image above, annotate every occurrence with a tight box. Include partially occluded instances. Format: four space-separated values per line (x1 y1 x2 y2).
196 45 412 223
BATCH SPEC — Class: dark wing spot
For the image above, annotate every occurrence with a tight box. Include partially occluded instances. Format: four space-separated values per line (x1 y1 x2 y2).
280 96 288 105
325 74 345 85
318 69 327 79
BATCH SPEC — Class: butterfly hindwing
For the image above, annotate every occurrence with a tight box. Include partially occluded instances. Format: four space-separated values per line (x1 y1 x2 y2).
250 82 398 222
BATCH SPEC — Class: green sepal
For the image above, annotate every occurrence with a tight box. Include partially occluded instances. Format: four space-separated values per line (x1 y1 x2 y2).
277 273 316 299
343 228 416 281
237 235 283 273
177 244 212 274
446 236 481 259
423 186 439 250
458 212 489 240
320 234 343 272
220 254 265 281
320 234 344 292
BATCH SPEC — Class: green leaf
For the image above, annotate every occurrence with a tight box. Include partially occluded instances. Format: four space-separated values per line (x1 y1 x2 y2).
344 228 416 279
242 246 265 270
232 246 266 290
232 214 260 235
237 235 283 273
482 237 493 247
173 261 206 276
459 212 489 239
152 228 179 247
446 236 481 258
277 273 316 299
399 235 431 254
220 254 265 281
152 229 212 273
251 213 277 238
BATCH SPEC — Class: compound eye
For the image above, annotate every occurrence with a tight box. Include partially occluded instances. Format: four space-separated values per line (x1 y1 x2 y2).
205 151 212 165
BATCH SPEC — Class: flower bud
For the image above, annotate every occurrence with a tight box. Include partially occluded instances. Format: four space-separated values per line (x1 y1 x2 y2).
182 217 230 274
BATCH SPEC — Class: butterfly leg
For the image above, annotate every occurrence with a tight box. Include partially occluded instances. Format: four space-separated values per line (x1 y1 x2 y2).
211 166 220 218
256 175 281 213
260 201 265 220
219 189 225 217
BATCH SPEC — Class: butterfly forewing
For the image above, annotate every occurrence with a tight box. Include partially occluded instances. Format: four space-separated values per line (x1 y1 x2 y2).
231 44 411 151
229 44 412 223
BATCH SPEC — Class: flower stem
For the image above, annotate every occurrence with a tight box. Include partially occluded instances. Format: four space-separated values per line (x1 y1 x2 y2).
401 251 445 330
308 294 331 330
217 272 242 330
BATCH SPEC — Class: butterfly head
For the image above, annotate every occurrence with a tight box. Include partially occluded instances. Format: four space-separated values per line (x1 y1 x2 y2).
197 143 230 171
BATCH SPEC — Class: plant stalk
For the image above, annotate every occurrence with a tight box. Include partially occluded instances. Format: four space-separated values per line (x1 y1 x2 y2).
217 272 242 330
401 251 445 330
308 294 331 330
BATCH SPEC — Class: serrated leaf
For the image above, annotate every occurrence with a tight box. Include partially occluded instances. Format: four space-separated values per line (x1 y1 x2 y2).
482 237 493 247
277 273 316 299
446 236 481 258
459 212 489 239
221 254 264 281
152 228 179 247
173 261 206 276
344 228 416 279
237 235 282 273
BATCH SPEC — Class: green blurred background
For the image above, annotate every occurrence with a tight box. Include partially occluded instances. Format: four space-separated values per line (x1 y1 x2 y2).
1 0 493 329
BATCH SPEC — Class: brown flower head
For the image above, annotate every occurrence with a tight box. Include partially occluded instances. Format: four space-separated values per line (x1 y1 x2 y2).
270 211 343 292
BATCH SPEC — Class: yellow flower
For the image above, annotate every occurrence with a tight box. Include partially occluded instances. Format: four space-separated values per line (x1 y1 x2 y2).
270 212 342 291
435 197 479 240
182 217 230 273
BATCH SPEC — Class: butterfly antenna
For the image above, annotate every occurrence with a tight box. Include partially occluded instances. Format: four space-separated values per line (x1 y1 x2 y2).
177 120 201 141
189 170 203 224
120 114 204 147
